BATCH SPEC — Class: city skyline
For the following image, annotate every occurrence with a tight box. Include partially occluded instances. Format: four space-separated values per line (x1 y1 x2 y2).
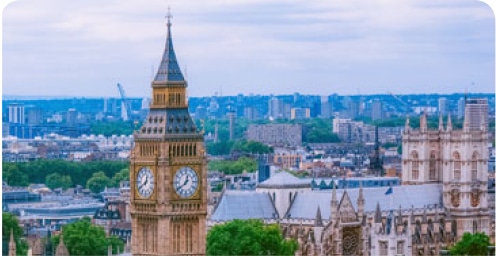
2 0 495 98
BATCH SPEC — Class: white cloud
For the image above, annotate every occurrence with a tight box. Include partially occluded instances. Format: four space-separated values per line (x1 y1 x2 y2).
2 0 494 97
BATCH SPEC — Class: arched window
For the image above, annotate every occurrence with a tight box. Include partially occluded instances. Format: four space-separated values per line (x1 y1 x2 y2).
412 151 419 180
453 152 461 180
471 152 478 181
429 151 436 180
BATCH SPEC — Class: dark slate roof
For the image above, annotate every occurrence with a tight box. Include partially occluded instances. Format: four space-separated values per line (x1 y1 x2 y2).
257 171 310 189
154 20 185 82
135 108 201 139
288 184 442 220
211 190 278 221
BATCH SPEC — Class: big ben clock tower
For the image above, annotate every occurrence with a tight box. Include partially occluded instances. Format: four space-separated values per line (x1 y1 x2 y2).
130 12 207 255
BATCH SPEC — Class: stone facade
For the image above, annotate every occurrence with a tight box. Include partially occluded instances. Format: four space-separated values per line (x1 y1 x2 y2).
210 111 494 255
130 13 207 255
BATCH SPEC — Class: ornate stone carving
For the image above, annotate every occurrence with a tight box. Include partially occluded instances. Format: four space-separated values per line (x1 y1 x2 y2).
450 189 460 207
471 189 480 207
342 228 359 256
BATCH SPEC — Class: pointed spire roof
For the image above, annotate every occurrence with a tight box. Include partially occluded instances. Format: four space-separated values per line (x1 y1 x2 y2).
438 115 444 131
315 206 323 227
55 233 70 256
446 113 453 131
331 183 337 204
374 202 382 223
154 8 185 82
404 115 410 132
420 111 427 132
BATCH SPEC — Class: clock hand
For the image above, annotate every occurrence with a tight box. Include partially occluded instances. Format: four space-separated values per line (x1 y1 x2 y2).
177 176 190 190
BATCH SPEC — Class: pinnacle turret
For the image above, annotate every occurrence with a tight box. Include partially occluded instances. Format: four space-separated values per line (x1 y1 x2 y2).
154 9 185 83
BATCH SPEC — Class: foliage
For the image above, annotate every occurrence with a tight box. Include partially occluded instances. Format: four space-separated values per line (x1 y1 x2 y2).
86 171 112 193
302 118 340 143
232 140 273 154
207 219 297 255
2 164 29 186
208 157 258 175
206 141 235 156
3 159 128 189
45 173 73 189
51 217 124 256
90 121 136 136
2 212 29 256
449 232 491 256
110 168 129 187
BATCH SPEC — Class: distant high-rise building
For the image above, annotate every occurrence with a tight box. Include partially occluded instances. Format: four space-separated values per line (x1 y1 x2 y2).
290 108 310 120
268 97 283 119
371 101 383 121
244 107 259 120
438 97 447 116
26 106 43 125
247 124 302 146
103 98 109 113
457 98 465 119
67 108 77 124
320 96 332 119
464 98 488 131
8 103 25 124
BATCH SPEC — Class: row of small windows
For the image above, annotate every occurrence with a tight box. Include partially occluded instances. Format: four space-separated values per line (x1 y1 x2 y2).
169 93 182 106
410 151 479 181
154 93 167 105
170 143 197 157
172 222 194 253
148 116 164 123
140 144 159 157
141 125 196 134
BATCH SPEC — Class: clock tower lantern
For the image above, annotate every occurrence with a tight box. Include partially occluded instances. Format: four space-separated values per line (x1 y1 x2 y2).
130 12 207 255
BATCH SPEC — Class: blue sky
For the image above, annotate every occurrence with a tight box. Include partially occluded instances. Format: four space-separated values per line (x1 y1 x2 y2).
2 0 495 97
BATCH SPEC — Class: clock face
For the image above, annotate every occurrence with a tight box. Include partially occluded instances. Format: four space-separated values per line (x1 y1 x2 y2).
136 167 154 198
173 167 199 198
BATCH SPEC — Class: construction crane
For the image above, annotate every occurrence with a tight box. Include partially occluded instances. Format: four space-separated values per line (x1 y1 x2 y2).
117 83 132 121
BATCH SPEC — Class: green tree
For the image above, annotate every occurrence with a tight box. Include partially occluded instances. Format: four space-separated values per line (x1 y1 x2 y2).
51 217 124 256
45 173 73 189
207 219 297 255
449 232 492 256
2 212 29 256
86 171 111 193
110 168 129 187
2 164 29 187
208 157 258 175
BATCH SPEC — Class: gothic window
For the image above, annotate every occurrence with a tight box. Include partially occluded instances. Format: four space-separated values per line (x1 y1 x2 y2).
379 241 388 255
453 152 461 180
397 240 404 255
411 151 419 180
429 151 436 180
473 219 478 233
471 152 478 181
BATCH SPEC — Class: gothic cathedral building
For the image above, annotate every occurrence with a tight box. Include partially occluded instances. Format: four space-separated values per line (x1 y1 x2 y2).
130 14 207 255
402 113 491 237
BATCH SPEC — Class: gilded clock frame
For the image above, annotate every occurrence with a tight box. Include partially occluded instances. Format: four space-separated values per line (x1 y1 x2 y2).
134 165 157 200
171 165 201 200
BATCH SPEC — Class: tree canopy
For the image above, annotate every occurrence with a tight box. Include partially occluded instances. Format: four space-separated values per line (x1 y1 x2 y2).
207 219 297 255
208 157 258 175
51 217 123 256
45 173 73 189
2 212 28 256
86 171 112 193
3 159 128 190
449 232 492 256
